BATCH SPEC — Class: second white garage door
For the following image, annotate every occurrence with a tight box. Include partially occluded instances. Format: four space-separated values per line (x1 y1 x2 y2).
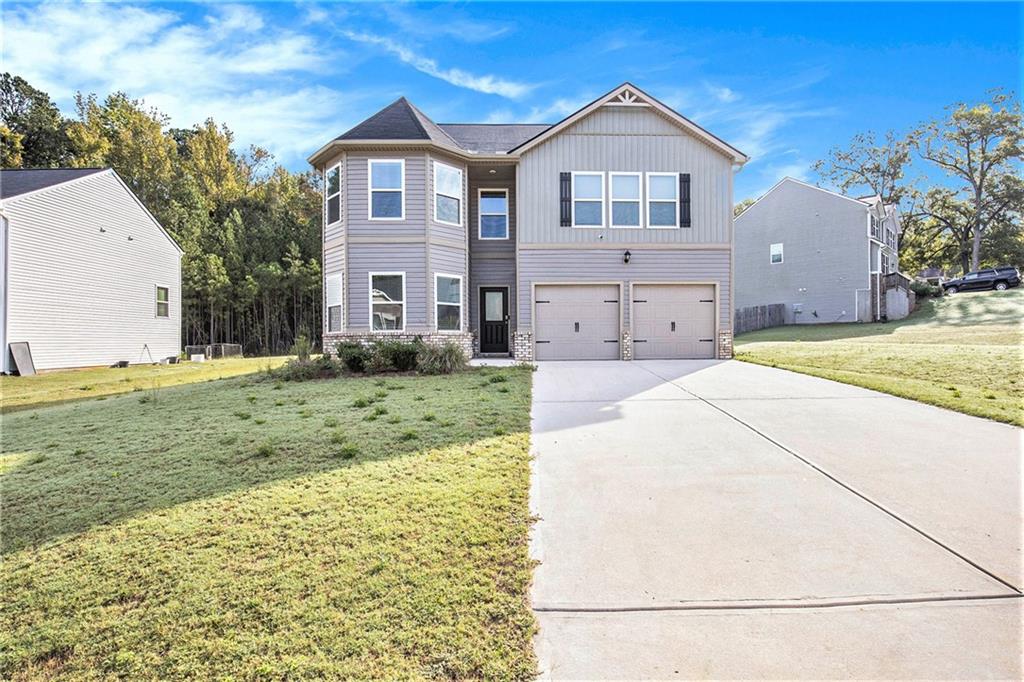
631 283 717 359
534 284 621 360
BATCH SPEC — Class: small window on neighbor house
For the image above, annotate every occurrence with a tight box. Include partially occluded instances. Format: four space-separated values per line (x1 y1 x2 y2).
646 173 679 228
370 273 405 330
479 190 509 239
770 243 784 264
610 173 641 228
572 172 604 227
369 160 404 220
325 164 341 225
156 286 169 317
326 273 343 333
434 162 463 226
435 274 462 331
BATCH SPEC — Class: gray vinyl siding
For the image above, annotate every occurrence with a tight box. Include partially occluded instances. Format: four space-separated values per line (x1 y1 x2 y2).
468 178 516 333
517 107 734 245
517 248 731 330
346 152 427 238
2 170 181 370
734 179 870 324
427 153 468 242
347 244 427 330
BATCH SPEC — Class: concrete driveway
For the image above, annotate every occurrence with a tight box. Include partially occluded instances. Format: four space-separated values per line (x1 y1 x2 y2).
530 360 1022 679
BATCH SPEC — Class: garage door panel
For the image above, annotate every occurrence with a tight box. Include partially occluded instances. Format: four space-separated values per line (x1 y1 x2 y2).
535 285 620 360
632 284 716 359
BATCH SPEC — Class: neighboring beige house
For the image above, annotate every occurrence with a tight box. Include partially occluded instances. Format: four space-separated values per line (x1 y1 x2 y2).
734 177 910 324
0 168 182 371
308 82 749 360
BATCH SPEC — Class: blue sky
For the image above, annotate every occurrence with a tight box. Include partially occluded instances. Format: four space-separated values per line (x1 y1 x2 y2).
3 1 1019 198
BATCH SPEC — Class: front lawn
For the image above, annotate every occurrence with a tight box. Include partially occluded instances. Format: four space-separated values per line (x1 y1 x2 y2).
1 367 536 679
0 356 290 413
735 288 1023 426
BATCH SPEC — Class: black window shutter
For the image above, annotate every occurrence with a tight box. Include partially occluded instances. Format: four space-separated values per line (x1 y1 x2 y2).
559 172 572 227
679 173 691 227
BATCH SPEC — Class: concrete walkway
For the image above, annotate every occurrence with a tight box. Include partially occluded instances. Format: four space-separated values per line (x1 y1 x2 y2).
530 360 1022 679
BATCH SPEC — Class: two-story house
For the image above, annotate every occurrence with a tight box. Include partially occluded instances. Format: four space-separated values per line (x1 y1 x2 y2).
734 177 910 324
307 83 748 360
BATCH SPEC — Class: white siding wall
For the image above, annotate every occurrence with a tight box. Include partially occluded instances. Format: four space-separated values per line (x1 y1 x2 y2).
3 171 182 369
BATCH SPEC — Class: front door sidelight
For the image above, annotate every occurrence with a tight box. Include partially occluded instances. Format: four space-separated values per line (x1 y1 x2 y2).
480 287 509 353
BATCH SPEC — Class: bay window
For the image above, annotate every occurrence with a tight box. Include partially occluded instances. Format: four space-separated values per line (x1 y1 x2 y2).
434 162 463 226
370 272 405 331
435 274 463 331
326 273 342 333
369 160 404 220
325 164 341 225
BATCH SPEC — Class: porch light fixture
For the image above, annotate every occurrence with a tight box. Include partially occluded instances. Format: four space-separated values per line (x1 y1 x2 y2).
623 249 631 264
488 169 497 174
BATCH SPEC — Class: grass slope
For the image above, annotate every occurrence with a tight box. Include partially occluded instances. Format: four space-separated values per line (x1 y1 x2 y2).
735 289 1024 426
0 357 290 413
1 367 536 679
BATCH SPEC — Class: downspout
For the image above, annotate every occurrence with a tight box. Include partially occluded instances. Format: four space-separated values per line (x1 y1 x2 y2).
0 213 8 373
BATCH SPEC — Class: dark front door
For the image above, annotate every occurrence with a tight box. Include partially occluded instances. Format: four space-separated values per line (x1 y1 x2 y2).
480 287 509 353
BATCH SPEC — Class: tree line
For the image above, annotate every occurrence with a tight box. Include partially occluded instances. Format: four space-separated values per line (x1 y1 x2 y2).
792 90 1021 277
1 74 323 356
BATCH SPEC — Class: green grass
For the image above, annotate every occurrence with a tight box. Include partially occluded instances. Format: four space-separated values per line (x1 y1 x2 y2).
0 357 290 413
735 288 1024 426
0 366 536 679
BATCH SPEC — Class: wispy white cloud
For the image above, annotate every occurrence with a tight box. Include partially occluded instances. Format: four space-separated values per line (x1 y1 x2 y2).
339 30 534 99
381 3 513 44
1 2 353 165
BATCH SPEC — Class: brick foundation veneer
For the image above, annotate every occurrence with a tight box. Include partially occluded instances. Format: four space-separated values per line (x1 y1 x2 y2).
511 331 533 361
718 330 734 359
323 332 474 359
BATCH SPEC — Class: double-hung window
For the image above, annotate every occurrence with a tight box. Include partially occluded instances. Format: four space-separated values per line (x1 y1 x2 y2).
435 273 462 332
370 272 405 331
325 164 341 225
770 243 784 264
434 162 463 226
646 173 679 228
479 189 509 239
326 273 343 333
155 286 169 317
369 160 404 220
571 172 604 227
609 173 642 228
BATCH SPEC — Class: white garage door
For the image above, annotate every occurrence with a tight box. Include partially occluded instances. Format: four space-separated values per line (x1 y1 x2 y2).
534 284 621 360
632 284 717 359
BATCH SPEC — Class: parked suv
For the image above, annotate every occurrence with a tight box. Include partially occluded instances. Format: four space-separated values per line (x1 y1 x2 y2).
942 266 1021 294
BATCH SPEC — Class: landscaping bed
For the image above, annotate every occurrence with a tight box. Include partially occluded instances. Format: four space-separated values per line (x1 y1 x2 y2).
1 366 536 679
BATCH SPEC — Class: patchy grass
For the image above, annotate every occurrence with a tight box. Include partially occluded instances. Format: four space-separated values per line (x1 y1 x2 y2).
0 366 535 679
735 289 1024 425
0 357 290 412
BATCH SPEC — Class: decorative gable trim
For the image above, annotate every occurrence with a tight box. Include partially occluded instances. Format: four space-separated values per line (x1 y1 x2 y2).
508 82 748 164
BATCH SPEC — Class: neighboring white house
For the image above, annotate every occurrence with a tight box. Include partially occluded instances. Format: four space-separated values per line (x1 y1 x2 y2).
0 168 182 371
734 177 911 325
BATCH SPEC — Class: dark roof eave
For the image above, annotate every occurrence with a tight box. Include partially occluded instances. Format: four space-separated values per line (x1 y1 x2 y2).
307 140 517 167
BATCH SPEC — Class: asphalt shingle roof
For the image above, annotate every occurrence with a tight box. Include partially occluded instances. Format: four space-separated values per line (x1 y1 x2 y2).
0 168 107 200
437 124 553 153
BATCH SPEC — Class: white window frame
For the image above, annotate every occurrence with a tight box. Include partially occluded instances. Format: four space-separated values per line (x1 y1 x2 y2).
478 188 509 240
770 242 784 265
368 271 406 332
433 161 463 227
155 285 170 318
645 172 679 229
434 272 463 333
325 163 341 226
368 159 405 221
326 272 343 333
571 171 605 229
609 172 643 229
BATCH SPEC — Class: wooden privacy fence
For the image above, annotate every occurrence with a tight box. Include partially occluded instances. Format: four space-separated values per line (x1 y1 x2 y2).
734 304 786 334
